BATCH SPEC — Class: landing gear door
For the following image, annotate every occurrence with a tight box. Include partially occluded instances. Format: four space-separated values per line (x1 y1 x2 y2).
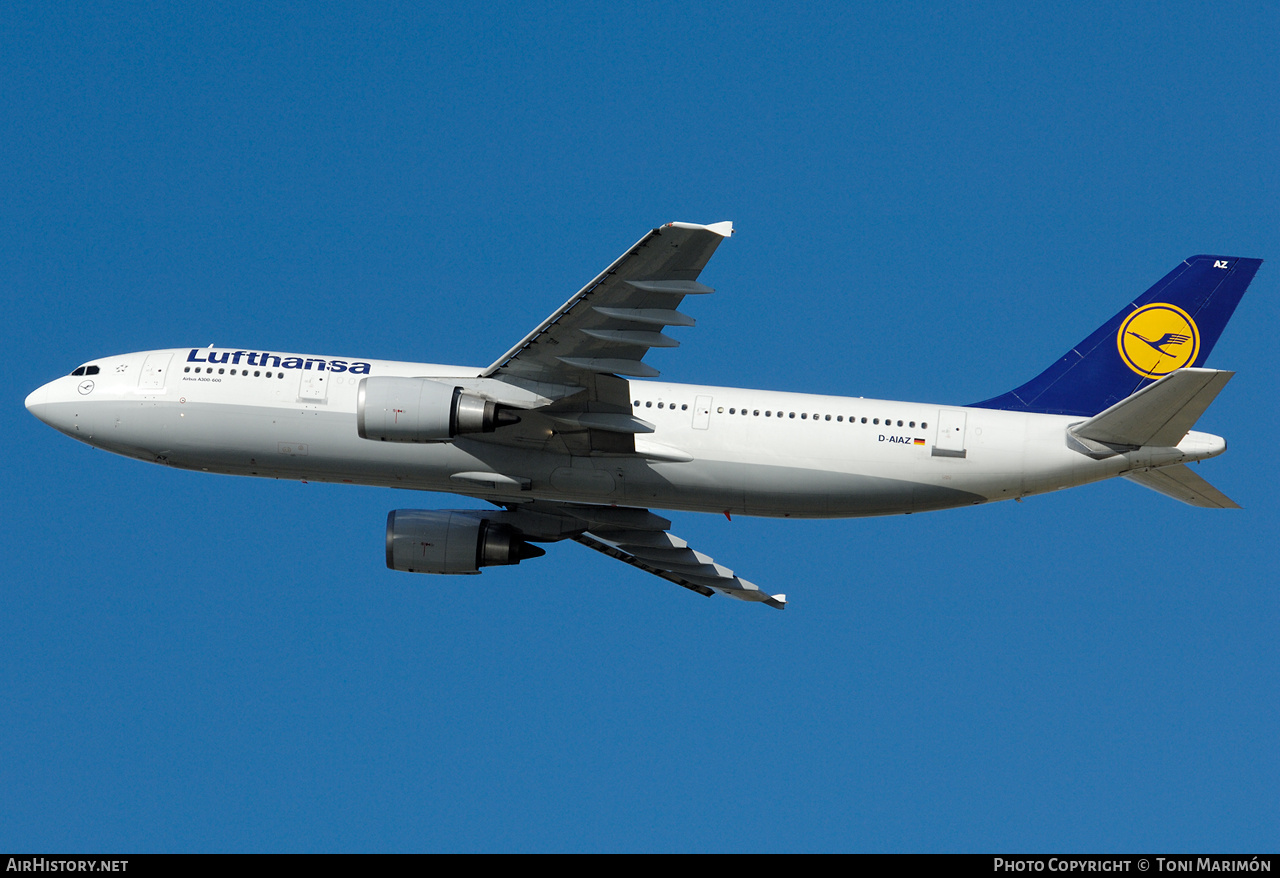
692 395 713 430
139 353 172 392
933 409 967 458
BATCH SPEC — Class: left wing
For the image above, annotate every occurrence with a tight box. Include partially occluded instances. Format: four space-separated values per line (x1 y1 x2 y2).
483 221 732 386
487 500 786 609
470 221 734 456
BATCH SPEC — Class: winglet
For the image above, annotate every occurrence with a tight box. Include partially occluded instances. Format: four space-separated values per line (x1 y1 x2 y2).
664 220 734 237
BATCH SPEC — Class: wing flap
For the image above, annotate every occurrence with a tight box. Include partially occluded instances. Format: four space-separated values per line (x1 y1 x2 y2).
591 307 696 327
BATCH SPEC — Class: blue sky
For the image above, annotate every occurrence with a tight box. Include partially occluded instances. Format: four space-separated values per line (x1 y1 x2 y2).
4 1 1277 852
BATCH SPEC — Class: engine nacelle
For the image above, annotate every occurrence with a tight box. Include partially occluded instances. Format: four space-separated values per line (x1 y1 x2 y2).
357 377 518 442
385 510 546 575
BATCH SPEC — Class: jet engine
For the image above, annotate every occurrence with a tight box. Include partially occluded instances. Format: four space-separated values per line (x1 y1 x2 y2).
357 377 519 442
385 510 546 575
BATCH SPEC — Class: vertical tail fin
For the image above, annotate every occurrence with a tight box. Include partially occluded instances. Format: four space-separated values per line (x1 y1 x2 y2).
973 256 1262 417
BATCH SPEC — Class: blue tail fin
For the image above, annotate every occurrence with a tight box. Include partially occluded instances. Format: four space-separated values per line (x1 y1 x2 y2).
972 255 1262 417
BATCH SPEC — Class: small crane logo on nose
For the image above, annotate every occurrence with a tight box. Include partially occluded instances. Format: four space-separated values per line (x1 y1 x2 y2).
78 380 95 395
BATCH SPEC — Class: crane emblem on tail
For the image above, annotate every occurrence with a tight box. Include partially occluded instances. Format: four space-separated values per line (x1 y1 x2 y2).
1125 330 1192 355
1117 302 1200 378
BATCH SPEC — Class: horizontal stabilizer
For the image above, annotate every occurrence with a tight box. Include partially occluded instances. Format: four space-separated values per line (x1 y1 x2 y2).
1124 465 1240 509
1070 368 1233 449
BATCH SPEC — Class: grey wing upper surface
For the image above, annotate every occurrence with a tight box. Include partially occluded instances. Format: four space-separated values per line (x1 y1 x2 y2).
484 220 733 386
467 221 785 608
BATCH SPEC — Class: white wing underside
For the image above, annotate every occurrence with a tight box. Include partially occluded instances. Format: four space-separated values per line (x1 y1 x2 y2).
480 500 785 609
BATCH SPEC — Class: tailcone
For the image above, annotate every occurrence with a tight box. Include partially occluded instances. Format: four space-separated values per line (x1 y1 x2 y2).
1177 430 1227 462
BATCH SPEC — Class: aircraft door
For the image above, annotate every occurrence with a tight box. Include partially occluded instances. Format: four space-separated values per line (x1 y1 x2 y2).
692 395 713 430
933 409 967 458
298 369 329 403
139 353 172 391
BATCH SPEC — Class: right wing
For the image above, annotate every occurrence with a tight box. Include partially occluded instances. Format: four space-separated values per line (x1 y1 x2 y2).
485 500 786 609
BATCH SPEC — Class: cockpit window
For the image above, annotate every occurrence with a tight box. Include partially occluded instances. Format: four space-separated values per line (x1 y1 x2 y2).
72 367 85 376
71 365 100 376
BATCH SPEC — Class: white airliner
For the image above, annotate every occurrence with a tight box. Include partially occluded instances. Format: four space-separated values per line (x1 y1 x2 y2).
25 222 1262 609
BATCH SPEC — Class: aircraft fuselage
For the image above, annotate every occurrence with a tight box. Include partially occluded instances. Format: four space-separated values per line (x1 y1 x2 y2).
25 347 1223 520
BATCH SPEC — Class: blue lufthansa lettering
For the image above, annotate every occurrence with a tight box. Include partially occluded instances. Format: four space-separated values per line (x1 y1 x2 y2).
186 350 371 373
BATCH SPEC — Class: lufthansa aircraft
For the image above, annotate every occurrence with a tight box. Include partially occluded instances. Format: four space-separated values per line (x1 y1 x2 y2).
25 222 1262 609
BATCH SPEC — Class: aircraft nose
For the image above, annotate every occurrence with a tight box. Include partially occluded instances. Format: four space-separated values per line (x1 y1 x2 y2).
25 382 51 422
